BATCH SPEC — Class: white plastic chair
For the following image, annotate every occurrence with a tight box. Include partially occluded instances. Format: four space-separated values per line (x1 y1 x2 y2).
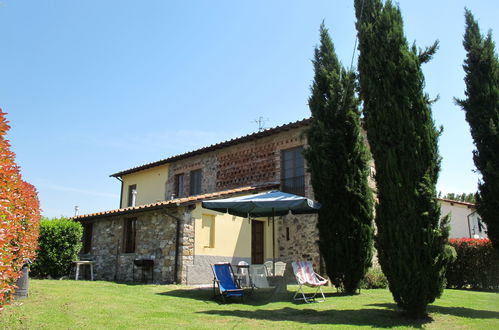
274 261 286 276
264 261 286 276
264 261 273 275
291 261 327 303
250 264 271 288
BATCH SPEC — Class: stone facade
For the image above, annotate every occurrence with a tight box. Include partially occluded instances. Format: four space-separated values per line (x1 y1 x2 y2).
81 209 189 283
276 214 321 281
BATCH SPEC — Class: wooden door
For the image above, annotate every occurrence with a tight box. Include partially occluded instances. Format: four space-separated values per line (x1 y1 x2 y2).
252 220 264 264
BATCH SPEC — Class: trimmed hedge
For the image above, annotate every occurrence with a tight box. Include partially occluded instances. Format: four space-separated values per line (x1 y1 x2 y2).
446 238 499 291
0 110 41 308
31 218 83 279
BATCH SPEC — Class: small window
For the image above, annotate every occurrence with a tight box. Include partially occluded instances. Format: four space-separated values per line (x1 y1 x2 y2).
189 169 202 196
123 218 137 253
127 184 137 207
174 173 185 198
82 223 93 254
281 147 305 196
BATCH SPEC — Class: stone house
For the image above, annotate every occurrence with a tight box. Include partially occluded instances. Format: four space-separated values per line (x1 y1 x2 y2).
73 117 476 285
74 118 325 285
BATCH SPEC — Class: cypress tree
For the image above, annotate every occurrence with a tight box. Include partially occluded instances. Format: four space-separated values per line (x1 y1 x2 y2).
456 10 499 251
304 24 374 294
354 0 453 317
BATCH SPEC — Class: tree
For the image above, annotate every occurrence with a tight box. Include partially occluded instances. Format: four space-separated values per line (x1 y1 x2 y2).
455 9 499 252
442 192 476 203
31 217 83 279
304 23 374 294
354 0 453 317
0 109 40 308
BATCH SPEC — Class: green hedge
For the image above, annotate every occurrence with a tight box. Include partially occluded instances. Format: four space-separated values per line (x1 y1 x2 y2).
446 238 499 291
30 218 83 279
360 266 388 289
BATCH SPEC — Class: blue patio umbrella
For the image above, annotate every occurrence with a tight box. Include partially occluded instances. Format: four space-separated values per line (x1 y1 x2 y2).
202 190 321 270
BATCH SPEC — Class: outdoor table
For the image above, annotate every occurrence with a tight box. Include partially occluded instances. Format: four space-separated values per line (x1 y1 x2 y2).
234 264 252 288
74 260 94 280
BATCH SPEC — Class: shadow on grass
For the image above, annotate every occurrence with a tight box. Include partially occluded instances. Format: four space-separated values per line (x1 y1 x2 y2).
156 287 297 306
157 287 381 306
371 303 499 320
198 307 431 328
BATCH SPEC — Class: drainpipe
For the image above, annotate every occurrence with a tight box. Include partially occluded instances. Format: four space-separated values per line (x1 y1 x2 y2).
114 177 124 208
164 209 183 284
111 176 124 281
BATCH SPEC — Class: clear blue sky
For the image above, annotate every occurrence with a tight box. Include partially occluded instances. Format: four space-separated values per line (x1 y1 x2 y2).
1 0 497 218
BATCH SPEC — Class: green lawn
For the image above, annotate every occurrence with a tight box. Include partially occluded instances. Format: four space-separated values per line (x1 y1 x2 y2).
1 280 498 329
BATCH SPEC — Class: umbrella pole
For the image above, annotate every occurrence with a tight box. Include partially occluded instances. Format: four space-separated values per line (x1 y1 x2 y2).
272 208 275 275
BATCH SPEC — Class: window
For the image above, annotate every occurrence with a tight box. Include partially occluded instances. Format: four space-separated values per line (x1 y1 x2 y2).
281 147 305 196
82 223 93 254
174 173 185 198
127 184 137 207
123 218 137 253
189 169 202 196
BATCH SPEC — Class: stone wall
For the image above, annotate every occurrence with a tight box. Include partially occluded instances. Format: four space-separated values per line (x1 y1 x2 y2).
80 209 182 283
165 126 312 198
177 206 195 284
276 213 321 280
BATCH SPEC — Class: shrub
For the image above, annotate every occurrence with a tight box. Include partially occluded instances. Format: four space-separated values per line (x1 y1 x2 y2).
31 218 83 279
0 110 41 309
446 238 499 291
360 266 388 289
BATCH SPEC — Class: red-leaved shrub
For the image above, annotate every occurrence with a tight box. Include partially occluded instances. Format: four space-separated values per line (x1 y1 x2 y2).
446 238 499 291
0 109 41 308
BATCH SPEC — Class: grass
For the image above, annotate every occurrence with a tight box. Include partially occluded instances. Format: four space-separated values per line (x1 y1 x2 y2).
1 280 498 329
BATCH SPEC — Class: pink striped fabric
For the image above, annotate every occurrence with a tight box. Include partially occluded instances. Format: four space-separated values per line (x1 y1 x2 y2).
293 261 327 287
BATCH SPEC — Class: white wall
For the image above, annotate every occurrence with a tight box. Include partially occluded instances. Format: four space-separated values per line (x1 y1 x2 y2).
439 199 487 239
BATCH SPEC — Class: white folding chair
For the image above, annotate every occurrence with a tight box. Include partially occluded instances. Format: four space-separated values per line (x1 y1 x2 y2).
291 261 327 303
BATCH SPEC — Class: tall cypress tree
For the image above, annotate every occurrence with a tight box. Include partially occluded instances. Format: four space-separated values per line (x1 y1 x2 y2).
354 0 453 317
456 10 499 252
304 24 374 294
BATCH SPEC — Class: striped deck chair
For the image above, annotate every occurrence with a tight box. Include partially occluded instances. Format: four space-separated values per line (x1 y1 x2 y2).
212 263 244 303
291 261 328 303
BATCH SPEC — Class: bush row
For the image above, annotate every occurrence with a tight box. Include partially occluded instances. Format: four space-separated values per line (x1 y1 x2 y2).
446 238 499 291
361 238 499 292
0 110 41 308
31 218 83 279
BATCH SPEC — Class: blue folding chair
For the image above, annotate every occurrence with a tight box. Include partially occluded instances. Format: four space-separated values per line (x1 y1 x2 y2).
212 263 244 303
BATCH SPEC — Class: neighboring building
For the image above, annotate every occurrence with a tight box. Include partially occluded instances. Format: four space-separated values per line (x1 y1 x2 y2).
439 198 487 239
74 118 323 285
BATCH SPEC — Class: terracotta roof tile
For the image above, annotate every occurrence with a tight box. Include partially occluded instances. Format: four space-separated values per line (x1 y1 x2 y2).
438 198 476 208
72 184 279 221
